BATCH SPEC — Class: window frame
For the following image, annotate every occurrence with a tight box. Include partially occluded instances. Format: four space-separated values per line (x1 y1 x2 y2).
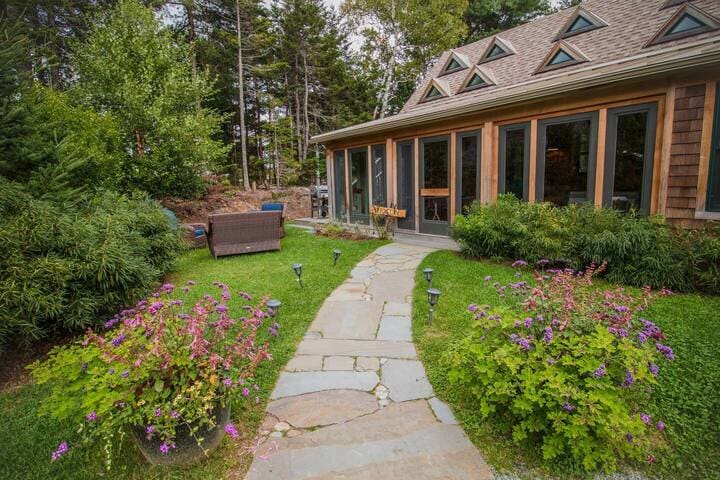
332 150 347 222
395 140 416 231
707 83 720 212
478 39 514 65
536 47 585 74
603 103 658 216
536 111 599 204
371 143 387 207
499 123 531 201
646 4 719 47
348 146 370 224
455 130 482 215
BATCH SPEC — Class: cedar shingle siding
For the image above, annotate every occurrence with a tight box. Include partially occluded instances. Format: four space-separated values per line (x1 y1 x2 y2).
666 84 706 227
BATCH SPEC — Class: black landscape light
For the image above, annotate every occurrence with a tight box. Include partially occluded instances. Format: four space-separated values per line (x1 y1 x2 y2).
427 288 441 324
332 249 342 266
267 299 282 318
423 268 434 287
292 263 304 288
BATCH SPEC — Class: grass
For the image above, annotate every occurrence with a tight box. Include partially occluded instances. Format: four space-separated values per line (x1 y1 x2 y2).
412 250 720 480
0 227 386 480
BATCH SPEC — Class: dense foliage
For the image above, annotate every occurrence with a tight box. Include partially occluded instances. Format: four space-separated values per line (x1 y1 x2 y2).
0 176 183 349
452 195 720 293
31 283 277 466
445 264 674 472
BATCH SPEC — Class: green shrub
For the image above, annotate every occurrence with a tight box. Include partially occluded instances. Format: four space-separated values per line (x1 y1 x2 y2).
445 265 674 472
0 178 184 348
451 195 719 293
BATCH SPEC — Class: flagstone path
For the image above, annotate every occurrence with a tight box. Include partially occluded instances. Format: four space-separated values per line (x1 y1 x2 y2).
246 243 492 480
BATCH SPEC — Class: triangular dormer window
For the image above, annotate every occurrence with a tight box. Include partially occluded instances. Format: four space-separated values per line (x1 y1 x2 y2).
478 37 515 64
660 0 688 10
554 7 608 40
439 51 469 76
460 66 496 92
535 42 589 74
420 79 450 103
646 4 719 46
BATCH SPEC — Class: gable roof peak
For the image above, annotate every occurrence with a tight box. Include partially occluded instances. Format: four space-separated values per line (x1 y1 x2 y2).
460 65 497 92
478 36 516 64
554 5 608 41
535 40 590 74
439 50 471 76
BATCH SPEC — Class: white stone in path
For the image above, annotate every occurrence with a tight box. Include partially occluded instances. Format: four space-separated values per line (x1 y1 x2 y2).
377 315 412 342
381 359 434 402
271 371 379 399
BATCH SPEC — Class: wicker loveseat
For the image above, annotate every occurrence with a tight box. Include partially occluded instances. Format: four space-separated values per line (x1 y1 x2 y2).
205 210 282 258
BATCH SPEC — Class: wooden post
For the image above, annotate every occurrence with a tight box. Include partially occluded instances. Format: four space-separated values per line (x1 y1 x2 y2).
696 81 717 213
414 138 420 232
491 125 500 200
327 149 334 219
528 119 538 203
449 131 457 221
481 122 493 203
657 83 677 216
344 148 350 224
386 137 395 206
595 108 608 207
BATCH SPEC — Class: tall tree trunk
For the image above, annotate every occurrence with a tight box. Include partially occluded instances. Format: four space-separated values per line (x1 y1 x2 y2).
135 128 145 158
302 50 310 166
235 0 250 190
378 49 395 119
294 59 303 165
184 0 200 110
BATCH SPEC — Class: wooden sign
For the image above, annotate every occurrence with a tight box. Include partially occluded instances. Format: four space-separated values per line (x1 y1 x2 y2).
371 205 406 218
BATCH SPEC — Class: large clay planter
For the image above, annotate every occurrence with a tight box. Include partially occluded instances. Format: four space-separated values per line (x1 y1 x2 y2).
133 404 231 466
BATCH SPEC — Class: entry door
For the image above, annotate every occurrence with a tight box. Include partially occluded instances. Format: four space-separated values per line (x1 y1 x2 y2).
396 140 415 231
419 136 451 235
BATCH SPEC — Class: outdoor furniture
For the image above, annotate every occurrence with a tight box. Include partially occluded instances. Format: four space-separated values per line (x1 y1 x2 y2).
260 202 286 238
205 211 282 258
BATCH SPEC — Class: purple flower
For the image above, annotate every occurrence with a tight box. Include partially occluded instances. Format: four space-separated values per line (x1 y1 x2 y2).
511 259 528 268
547 357 556 365
640 413 651 425
187 280 196 286
623 370 635 387
148 301 164 315
121 370 129 378
225 422 239 439
223 378 233 388
86 411 97 422
160 283 175 294
468 304 478 313
154 408 162 417
146 425 155 435
594 364 606 378
615 305 630 313
537 258 550 266
649 362 659 376
637 332 648 343
514 320 520 328
111 334 126 348
104 315 120 329
657 421 665 431
171 411 180 419
242 387 250 397
523 317 533 329
655 343 675 360
484 275 492 283
626 433 634 444
159 443 174 455
543 327 553 343
518 338 531 351
563 402 575 412
51 441 69 462
216 304 228 313
108 368 115 374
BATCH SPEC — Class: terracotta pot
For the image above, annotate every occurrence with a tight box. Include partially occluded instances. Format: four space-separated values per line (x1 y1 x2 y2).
133 404 231 466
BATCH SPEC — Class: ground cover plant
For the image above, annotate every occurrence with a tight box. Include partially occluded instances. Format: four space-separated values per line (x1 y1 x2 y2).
412 251 720 479
451 195 720 294
0 228 386 479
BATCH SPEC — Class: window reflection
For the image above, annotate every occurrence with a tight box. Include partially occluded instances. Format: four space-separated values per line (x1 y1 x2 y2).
350 149 368 223
423 140 449 189
424 196 448 222
612 112 648 212
543 119 591 205
460 135 478 212
333 151 346 221
372 144 386 206
505 128 526 199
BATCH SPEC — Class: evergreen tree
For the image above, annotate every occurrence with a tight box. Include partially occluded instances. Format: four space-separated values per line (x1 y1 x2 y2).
463 0 553 43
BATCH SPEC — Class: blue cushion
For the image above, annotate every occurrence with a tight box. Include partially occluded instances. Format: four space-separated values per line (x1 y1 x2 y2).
261 203 284 212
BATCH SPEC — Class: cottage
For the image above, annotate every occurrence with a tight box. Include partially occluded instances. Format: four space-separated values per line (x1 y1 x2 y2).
313 0 720 237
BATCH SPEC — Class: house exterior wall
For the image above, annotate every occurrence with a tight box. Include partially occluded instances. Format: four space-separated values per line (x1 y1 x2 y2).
325 70 720 235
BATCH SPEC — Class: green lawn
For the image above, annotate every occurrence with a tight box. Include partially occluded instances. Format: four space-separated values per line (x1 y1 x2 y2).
412 250 720 480
0 227 386 480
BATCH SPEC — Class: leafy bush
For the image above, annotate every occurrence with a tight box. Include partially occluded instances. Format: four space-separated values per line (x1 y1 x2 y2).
31 283 277 466
445 264 674 472
451 195 720 293
0 177 183 348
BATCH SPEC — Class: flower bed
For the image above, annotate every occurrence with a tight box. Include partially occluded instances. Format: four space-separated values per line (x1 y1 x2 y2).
31 281 279 467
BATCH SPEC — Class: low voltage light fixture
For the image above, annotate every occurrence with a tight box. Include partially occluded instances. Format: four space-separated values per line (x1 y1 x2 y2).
292 263 304 288
332 249 342 266
267 299 282 318
423 268 434 287
427 288 441 324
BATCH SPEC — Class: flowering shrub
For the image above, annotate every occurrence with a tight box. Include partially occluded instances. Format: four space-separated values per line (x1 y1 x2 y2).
446 263 674 472
31 281 278 465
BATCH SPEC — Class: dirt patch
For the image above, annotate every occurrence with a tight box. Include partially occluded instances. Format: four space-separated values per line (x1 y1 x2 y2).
162 185 312 225
0 335 74 393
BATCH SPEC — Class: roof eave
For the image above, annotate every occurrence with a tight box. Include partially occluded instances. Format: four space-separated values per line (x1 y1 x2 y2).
312 37 720 144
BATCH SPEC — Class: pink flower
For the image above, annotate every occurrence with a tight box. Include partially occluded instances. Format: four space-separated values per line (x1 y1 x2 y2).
225 422 239 439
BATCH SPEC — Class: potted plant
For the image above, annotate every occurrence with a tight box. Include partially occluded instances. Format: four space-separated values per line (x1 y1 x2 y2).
31 281 280 467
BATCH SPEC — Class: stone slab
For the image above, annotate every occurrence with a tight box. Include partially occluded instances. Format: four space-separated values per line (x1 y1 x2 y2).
355 357 379 372
297 339 416 359
310 300 382 340
323 356 355 371
267 390 378 428
350 266 376 280
367 270 415 302
428 397 459 425
383 302 412 316
271 371 379 399
381 359 434 402
377 315 412 342
326 283 368 301
285 355 323 372
246 401 492 480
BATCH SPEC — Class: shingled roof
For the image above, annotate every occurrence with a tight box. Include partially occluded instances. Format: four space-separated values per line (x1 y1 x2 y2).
313 0 720 143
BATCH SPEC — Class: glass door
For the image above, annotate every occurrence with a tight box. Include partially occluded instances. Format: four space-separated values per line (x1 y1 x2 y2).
455 131 481 215
349 147 369 224
420 135 450 235
396 140 415 230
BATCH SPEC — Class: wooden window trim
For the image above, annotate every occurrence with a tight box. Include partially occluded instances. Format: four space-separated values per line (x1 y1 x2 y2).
701 82 720 213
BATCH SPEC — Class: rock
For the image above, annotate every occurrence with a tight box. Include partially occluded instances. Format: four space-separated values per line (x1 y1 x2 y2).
355 357 379 372
285 355 323 372
378 399 390 409
323 356 355 371
273 422 291 432
267 390 378 428
381 360 433 402
428 397 459 425
375 385 389 400
297 339 416 359
286 429 302 438
271 371 379 399
269 431 283 438
377 315 412 342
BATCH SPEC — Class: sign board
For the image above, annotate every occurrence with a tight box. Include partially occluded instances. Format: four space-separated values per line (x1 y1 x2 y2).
371 205 406 218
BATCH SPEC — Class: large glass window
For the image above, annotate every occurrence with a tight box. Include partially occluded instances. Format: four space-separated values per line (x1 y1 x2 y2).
349 147 369 224
499 124 530 200
604 104 657 215
396 141 415 230
537 113 598 205
371 144 386 207
456 132 480 214
332 151 346 222
420 136 450 235
708 83 720 212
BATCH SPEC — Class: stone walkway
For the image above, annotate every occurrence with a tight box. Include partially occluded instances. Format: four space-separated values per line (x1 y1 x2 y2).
246 243 492 480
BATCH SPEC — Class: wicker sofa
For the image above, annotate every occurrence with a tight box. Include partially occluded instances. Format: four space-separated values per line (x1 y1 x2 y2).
205 210 282 258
